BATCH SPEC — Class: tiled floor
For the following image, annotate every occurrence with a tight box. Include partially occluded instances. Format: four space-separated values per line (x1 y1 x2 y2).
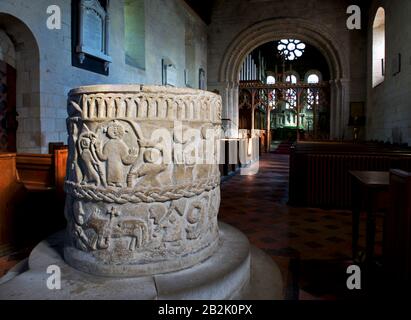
0 152 383 299
0 257 18 277
219 153 383 300
0 247 31 277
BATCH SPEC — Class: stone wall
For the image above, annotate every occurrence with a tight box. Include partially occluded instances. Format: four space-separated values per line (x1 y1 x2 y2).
366 1 411 145
0 30 16 68
207 0 367 139
0 0 207 153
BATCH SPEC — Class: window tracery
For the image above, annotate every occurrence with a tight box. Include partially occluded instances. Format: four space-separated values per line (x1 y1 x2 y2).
277 39 306 61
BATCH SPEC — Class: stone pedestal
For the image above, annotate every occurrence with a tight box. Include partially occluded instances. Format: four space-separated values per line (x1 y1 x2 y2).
0 223 283 300
64 85 222 276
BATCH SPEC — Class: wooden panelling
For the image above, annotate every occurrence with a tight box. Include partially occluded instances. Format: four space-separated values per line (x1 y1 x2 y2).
0 153 26 252
0 147 68 256
16 154 54 190
16 147 68 193
54 148 68 202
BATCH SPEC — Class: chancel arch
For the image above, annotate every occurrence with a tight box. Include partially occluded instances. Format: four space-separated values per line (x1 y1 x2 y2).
237 40 331 148
0 13 40 153
216 18 350 140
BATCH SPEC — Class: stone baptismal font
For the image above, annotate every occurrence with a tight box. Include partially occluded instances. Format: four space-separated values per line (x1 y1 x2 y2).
0 85 282 300
64 85 222 277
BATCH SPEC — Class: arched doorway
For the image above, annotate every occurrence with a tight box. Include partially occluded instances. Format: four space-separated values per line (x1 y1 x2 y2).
0 29 17 152
0 13 40 153
214 18 350 141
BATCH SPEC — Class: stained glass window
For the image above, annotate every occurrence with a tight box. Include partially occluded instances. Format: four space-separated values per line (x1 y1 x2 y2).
307 74 320 84
305 72 321 109
267 76 276 84
268 90 277 109
285 89 297 109
286 74 298 84
306 89 319 109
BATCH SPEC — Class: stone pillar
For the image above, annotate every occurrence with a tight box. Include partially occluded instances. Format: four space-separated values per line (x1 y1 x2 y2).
339 78 350 140
209 81 239 138
329 80 339 140
266 107 271 152
227 82 234 134
231 82 239 137
329 79 350 140
64 85 222 277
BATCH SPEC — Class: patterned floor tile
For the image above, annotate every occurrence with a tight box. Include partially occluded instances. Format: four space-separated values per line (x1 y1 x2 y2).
219 153 383 300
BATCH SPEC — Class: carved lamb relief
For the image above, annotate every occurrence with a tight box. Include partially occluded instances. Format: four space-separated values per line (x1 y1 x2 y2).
64 85 222 277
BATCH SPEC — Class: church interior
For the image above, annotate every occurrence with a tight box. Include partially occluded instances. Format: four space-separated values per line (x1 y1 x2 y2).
0 0 411 301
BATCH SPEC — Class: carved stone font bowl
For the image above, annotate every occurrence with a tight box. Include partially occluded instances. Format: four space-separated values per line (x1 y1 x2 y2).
64 85 222 277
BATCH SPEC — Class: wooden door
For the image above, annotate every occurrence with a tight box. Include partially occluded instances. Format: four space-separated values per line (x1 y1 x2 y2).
0 60 17 152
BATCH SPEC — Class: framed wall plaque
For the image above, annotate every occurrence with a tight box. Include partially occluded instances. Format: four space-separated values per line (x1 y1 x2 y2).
162 58 177 87
72 0 111 75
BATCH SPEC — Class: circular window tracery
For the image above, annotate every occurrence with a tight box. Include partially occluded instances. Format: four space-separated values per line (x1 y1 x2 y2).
277 39 306 61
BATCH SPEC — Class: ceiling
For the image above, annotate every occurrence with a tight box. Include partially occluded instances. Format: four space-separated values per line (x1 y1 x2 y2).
184 0 372 26
184 0 215 25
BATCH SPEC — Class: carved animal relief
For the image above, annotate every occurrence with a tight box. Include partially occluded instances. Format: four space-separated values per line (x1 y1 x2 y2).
64 85 222 277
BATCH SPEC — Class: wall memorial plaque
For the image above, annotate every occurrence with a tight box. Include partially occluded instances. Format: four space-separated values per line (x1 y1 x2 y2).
167 65 177 86
76 0 112 70
83 8 103 52
162 58 177 87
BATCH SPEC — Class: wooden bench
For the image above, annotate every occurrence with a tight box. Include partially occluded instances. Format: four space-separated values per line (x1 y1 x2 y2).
16 153 55 191
16 146 68 201
0 146 68 256
289 142 411 209
383 169 411 286
219 138 259 178
0 153 27 256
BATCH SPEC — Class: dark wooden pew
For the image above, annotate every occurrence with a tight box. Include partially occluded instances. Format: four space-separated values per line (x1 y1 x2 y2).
0 153 27 256
16 146 68 201
16 153 55 191
0 146 68 256
219 139 240 177
289 142 411 209
219 138 260 178
383 169 411 286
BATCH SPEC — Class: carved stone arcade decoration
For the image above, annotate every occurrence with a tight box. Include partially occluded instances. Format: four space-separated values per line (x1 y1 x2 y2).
64 85 222 277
